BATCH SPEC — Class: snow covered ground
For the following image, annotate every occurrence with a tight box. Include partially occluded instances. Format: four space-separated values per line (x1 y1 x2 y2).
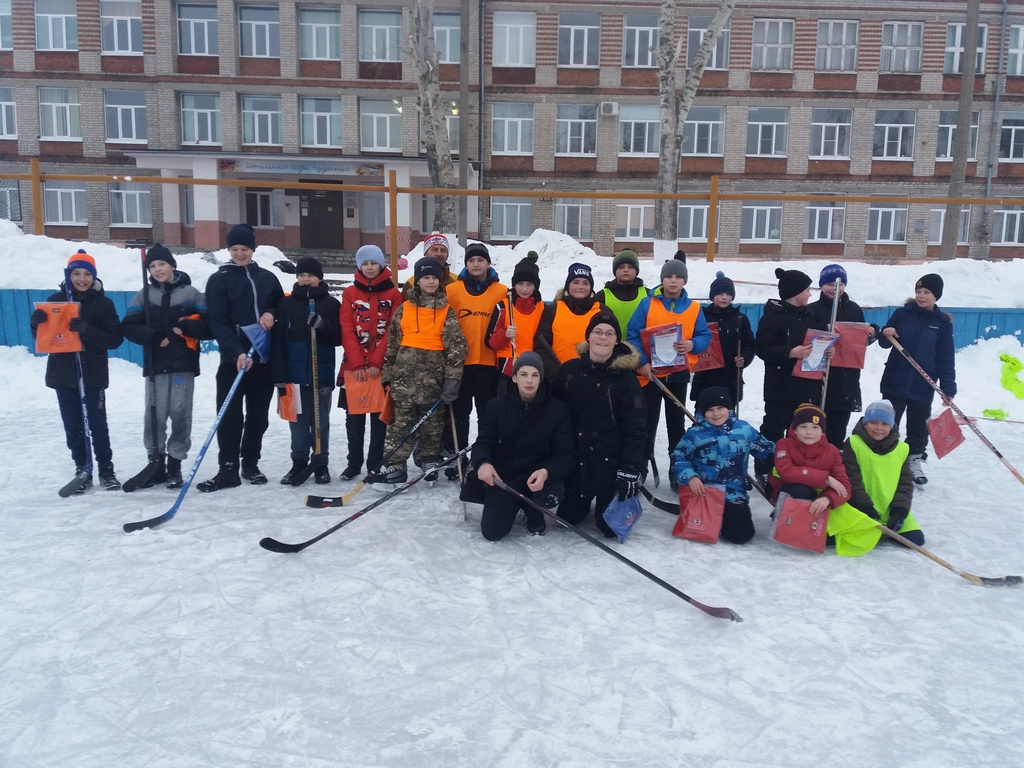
2 224 1024 767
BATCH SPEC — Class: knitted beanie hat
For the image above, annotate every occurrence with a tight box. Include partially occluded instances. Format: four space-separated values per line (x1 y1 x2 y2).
612 249 640 274
226 223 256 250
511 251 541 290
776 267 812 301
819 263 848 288
696 386 734 415
585 310 622 343
294 256 324 280
564 262 594 292
791 403 827 432
145 244 176 269
464 242 491 264
916 273 944 300
414 257 443 282
709 271 735 300
863 400 896 429
512 351 545 381
66 250 97 278
355 244 386 270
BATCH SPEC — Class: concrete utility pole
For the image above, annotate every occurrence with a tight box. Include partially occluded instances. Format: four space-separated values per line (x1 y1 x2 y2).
941 4 980 260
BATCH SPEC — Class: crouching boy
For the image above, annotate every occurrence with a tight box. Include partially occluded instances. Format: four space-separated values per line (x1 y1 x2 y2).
768 404 852 518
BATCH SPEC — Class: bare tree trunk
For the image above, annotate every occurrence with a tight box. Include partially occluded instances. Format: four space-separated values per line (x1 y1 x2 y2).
654 0 737 248
409 0 457 233
940 6 979 260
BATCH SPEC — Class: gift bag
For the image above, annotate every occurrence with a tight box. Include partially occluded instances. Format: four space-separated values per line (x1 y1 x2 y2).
379 386 395 425
343 371 386 415
602 495 643 543
691 322 725 373
639 323 689 377
831 322 871 369
928 408 965 459
770 493 829 554
276 383 299 422
33 302 82 354
672 484 726 543
792 330 840 380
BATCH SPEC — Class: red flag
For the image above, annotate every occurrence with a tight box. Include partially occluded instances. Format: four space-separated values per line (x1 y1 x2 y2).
928 408 965 459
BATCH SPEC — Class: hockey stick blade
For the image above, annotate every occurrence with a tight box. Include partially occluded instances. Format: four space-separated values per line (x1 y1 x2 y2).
980 575 1024 587
639 485 680 515
123 508 176 533
58 470 92 498
304 494 347 508
121 460 164 493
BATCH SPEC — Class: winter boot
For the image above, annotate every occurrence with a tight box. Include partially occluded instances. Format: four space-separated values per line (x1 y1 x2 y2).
314 465 331 484
72 465 93 494
280 459 309 486
526 511 547 536
241 460 268 485
98 462 121 491
367 463 407 490
422 461 440 486
444 456 468 482
908 453 928 485
197 462 241 493
339 464 362 481
669 467 679 493
165 456 183 489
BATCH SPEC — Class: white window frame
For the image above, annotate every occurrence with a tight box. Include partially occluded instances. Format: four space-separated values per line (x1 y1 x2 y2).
100 0 142 54
810 108 852 159
677 204 714 242
623 14 658 68
239 6 279 58
491 102 533 155
992 208 1024 245
245 188 283 228
555 104 597 156
362 191 386 232
433 12 460 64
740 201 783 242
688 16 730 70
936 110 979 161
746 107 788 157
558 12 599 68
109 181 152 226
359 9 401 63
0 181 21 221
38 87 81 140
301 97 341 148
751 19 793 71
360 99 402 152
178 5 218 56
104 89 147 143
1009 25 1024 76
0 0 11 51
615 204 655 240
928 207 971 245
0 87 15 138
180 93 220 145
493 11 535 67
873 110 915 160
867 202 908 244
682 106 724 156
619 105 660 156
490 201 532 239
945 23 987 75
299 8 340 61
554 200 593 240
881 22 922 74
43 181 87 224
1000 112 1024 161
242 95 282 146
816 20 857 72
35 0 77 51
805 201 846 242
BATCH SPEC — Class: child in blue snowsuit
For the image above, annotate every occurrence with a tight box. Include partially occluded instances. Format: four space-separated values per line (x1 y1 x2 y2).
671 386 775 544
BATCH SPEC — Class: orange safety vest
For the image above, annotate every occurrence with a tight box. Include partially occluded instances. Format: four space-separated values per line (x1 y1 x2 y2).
399 303 447 351
639 296 701 387
495 297 542 360
446 280 508 366
550 301 601 363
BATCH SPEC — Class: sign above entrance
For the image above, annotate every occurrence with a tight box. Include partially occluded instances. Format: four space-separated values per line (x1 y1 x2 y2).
218 159 384 176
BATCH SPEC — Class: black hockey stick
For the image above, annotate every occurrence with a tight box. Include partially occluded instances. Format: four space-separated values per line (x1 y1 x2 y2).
494 479 742 621
640 485 679 515
262 448 470 553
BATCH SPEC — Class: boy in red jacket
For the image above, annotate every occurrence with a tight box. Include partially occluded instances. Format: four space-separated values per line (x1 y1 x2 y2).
769 403 851 517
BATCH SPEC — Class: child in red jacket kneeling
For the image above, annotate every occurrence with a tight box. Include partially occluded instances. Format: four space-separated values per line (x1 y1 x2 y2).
769 403 851 517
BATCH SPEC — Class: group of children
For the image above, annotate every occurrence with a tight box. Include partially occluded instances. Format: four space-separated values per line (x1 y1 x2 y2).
31 233 955 556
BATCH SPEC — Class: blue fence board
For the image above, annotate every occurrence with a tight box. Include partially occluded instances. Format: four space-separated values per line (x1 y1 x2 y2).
0 289 1021 366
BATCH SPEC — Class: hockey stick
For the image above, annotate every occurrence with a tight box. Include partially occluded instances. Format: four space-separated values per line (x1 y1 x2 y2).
639 484 679 515
877 526 1022 587
449 403 468 522
819 277 842 412
887 336 1024 487
649 455 660 488
262 448 470 553
307 398 444 508
59 272 94 497
493 479 741 621
284 299 324 487
123 349 254 532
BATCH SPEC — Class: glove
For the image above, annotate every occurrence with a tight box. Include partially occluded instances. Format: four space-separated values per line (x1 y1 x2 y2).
307 312 324 330
615 469 641 501
68 317 87 333
440 378 460 404
30 309 48 327
887 506 909 533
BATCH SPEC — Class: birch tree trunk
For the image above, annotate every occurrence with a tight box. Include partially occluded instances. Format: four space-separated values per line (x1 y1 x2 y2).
654 0 738 251
409 0 457 233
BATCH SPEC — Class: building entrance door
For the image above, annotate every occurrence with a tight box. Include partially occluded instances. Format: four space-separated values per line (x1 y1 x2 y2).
300 189 345 249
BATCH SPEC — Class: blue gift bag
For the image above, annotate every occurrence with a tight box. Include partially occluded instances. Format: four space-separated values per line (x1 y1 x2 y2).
602 495 643 543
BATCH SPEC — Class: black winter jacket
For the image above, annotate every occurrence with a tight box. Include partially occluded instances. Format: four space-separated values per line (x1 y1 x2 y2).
692 303 757 401
755 298 826 405
121 271 213 377
552 341 647 490
31 281 123 389
809 293 879 412
205 261 285 362
471 378 577 487
878 301 956 403
270 283 342 388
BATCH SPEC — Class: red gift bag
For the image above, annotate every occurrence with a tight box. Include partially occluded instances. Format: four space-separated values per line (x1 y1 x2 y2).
34 302 82 354
672 484 726 543
379 385 395 425
792 330 840 380
770 494 829 554
928 408 965 459
691 322 725 373
831 322 871 370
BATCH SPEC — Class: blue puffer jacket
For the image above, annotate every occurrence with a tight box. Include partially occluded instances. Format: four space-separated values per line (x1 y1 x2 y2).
672 412 775 504
270 283 342 388
205 260 284 362
878 302 956 404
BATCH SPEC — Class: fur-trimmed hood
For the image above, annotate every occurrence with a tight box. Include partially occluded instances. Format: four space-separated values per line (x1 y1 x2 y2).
573 340 640 372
